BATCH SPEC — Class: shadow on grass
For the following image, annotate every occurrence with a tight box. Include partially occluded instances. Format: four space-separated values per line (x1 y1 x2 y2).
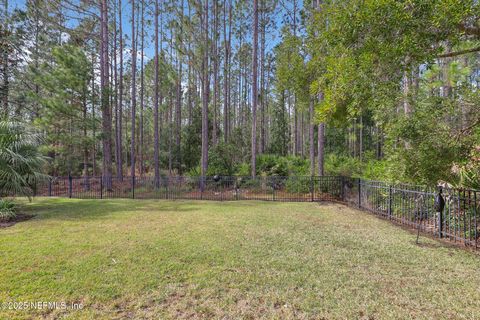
413 238 477 254
17 198 205 222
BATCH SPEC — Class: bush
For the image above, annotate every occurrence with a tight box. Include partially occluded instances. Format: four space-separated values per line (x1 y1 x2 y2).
324 154 365 177
284 156 309 176
452 145 480 189
256 154 289 176
186 166 200 177
0 120 48 198
236 162 250 177
285 176 310 193
207 143 237 176
186 143 237 177
253 154 309 177
0 199 16 221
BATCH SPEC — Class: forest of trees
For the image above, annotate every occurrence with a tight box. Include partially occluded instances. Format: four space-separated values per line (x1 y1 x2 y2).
1 0 479 188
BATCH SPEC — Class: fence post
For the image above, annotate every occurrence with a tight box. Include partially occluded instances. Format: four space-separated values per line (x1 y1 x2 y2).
272 180 276 201
165 178 169 200
358 178 361 208
100 177 103 199
388 185 393 218
132 176 135 199
438 206 443 239
341 177 345 202
235 179 240 200
68 175 72 198
310 177 314 202
437 186 445 239
48 179 52 197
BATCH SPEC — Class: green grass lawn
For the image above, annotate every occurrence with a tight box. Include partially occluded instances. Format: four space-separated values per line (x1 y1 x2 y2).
1 199 479 319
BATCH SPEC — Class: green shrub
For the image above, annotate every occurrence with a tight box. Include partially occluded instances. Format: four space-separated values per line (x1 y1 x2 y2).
236 163 250 177
285 176 310 193
256 154 289 176
324 154 365 177
186 166 200 177
452 145 480 190
206 143 237 176
362 159 399 182
0 120 48 198
0 199 16 221
186 143 237 177
285 156 309 176
247 154 309 177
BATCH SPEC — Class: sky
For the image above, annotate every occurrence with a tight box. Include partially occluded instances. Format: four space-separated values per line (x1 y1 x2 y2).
7 0 301 64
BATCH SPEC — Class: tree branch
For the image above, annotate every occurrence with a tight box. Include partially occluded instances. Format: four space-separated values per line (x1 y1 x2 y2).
458 23 480 38
437 46 480 58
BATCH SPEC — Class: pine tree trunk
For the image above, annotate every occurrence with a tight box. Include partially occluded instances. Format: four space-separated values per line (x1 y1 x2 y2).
139 0 144 177
212 0 218 147
117 0 123 180
113 0 120 180
153 0 160 187
32 0 40 119
294 104 298 156
301 111 305 157
227 1 232 136
251 0 259 177
314 0 325 175
90 52 97 176
175 29 182 174
130 0 136 179
187 1 193 127
201 0 209 188
168 87 173 175
260 0 266 154
1 0 8 115
222 0 230 143
175 61 182 173
100 0 113 188
359 115 363 160
83 85 89 181
309 99 315 176
317 123 324 176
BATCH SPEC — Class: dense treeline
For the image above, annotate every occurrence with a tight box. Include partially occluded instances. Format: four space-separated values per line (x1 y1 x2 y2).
1 0 479 188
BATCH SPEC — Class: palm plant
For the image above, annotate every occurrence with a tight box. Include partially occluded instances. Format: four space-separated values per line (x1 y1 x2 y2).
0 119 49 199
452 145 480 190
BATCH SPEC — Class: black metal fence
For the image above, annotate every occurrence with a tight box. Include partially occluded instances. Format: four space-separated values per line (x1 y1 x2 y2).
33 176 344 202
343 178 479 250
29 175 479 250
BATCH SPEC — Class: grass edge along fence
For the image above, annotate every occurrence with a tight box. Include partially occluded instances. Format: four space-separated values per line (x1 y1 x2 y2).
29 175 479 251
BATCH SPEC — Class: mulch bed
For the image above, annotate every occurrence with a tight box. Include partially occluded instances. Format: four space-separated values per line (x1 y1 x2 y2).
0 213 35 228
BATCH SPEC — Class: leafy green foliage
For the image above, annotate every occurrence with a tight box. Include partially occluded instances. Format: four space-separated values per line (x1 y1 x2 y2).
256 154 289 176
452 145 480 190
324 154 365 177
30 44 93 175
304 0 480 186
237 155 309 177
187 153 310 178
309 0 478 120
267 93 290 156
206 143 238 176
0 120 48 198
0 199 16 221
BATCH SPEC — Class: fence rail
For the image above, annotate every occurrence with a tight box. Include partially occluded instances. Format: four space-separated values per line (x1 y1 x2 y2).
24 175 480 250
33 176 344 202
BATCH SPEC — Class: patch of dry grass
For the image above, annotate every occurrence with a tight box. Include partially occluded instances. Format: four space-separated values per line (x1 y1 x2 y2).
0 198 479 319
